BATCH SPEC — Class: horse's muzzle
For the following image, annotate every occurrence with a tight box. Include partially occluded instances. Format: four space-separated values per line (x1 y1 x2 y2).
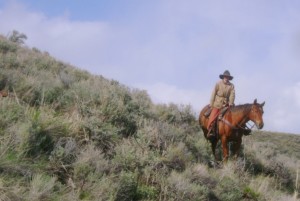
256 122 264 129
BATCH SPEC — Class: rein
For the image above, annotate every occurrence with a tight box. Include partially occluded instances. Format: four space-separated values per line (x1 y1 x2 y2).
220 106 254 131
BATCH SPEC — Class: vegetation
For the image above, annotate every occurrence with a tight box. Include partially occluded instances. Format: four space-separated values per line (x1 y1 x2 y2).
0 33 299 200
8 30 27 45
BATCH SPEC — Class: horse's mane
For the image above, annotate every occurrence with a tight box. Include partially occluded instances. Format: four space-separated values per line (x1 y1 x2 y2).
230 103 252 113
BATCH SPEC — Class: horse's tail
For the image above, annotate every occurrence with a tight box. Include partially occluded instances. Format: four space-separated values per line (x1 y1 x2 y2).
199 104 210 126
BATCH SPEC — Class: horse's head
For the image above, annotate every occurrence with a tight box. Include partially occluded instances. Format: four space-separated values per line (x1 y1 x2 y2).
248 99 265 129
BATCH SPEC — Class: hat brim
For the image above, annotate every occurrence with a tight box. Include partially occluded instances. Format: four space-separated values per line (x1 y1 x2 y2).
219 75 233 80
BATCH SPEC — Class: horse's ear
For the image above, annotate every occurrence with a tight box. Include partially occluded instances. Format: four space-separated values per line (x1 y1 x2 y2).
254 99 257 104
260 101 265 107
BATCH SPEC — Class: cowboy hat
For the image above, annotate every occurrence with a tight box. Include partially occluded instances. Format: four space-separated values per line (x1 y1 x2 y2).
219 70 233 80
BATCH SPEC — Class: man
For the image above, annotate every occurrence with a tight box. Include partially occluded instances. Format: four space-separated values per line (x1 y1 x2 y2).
207 70 235 137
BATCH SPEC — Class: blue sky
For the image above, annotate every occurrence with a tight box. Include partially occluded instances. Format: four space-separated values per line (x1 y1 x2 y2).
1 0 300 134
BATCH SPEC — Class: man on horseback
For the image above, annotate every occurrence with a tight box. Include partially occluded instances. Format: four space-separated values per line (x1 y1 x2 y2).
206 70 235 138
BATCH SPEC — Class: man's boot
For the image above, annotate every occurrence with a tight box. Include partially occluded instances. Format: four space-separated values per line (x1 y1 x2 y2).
207 125 215 138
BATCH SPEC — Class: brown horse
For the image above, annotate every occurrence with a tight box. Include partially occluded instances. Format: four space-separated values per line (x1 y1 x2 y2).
199 99 265 161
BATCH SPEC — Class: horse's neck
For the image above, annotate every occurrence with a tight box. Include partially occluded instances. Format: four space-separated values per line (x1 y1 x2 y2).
226 110 249 126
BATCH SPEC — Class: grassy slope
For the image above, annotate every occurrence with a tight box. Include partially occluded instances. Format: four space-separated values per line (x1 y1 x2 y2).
250 131 300 160
0 34 299 201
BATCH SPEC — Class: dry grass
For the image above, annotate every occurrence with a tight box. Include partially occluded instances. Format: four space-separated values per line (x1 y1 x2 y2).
28 174 57 201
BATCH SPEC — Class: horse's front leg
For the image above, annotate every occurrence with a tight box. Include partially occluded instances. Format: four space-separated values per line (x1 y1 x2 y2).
221 137 229 162
232 137 242 159
210 138 218 161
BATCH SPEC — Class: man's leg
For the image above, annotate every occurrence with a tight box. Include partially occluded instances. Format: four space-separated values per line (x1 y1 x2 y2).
207 108 220 137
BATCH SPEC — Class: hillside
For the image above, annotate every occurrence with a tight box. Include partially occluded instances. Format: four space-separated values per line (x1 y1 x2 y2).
249 131 300 160
0 33 299 201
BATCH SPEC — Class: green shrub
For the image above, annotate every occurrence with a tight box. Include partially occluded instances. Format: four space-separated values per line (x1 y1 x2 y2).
244 151 265 175
24 110 68 158
59 70 76 88
0 73 8 90
44 86 64 105
114 171 138 201
244 143 294 192
26 119 54 157
140 119 188 155
32 47 41 53
215 176 243 201
49 137 77 182
0 99 24 128
50 137 77 165
0 39 17 54
189 164 217 188
243 186 260 200
101 91 138 137
166 171 210 200
185 134 213 164
264 160 294 192
154 103 196 125
0 69 27 93
136 185 158 200
83 118 119 155
71 145 113 200
73 69 91 81
130 89 153 117
73 144 110 183
54 90 75 110
162 142 193 171
112 139 149 171
33 57 51 71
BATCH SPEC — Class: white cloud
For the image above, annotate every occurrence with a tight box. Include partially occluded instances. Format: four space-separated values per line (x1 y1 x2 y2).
0 1 111 72
285 82 300 108
261 82 300 133
138 82 210 112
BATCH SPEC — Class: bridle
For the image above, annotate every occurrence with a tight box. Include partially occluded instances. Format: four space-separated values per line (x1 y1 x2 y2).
220 104 260 132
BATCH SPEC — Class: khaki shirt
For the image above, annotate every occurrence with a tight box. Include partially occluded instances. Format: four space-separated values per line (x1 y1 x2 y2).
210 80 235 109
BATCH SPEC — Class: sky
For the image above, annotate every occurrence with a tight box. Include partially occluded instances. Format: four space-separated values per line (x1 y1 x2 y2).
0 0 300 134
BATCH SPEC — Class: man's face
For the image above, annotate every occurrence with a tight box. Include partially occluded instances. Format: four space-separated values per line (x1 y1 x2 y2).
223 76 230 83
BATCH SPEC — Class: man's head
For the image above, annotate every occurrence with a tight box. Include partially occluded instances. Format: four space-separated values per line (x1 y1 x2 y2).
219 70 233 81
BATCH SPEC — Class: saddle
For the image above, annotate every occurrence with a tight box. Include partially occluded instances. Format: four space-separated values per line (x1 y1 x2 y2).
204 106 229 138
204 106 229 119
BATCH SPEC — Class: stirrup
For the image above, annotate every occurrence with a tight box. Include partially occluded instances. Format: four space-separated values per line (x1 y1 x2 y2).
207 128 215 138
